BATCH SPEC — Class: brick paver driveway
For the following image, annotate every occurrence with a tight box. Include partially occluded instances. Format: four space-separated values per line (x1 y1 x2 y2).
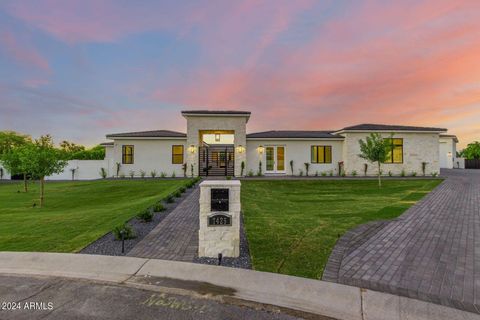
324 169 480 314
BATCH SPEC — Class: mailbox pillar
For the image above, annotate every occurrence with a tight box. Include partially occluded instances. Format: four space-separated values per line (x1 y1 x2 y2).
198 180 241 258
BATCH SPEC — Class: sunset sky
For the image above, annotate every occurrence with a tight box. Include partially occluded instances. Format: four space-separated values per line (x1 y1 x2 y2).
0 1 479 148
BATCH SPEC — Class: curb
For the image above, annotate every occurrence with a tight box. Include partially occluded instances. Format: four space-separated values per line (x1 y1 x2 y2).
0 252 478 320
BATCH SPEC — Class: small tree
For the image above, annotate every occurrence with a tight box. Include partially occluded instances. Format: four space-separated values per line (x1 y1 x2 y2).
358 133 392 188
0 131 31 191
461 141 480 159
289 160 294 175
240 161 245 176
20 135 67 207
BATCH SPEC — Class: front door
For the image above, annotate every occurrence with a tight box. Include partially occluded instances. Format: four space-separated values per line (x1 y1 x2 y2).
265 146 286 173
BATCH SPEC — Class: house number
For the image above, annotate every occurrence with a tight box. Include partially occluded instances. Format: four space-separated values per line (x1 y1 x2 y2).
208 214 232 226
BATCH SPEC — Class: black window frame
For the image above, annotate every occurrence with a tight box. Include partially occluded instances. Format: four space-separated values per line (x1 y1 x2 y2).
172 145 184 164
385 138 404 164
311 145 332 164
122 145 134 164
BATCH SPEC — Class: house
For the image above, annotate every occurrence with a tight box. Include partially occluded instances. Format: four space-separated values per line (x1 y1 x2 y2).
101 110 456 178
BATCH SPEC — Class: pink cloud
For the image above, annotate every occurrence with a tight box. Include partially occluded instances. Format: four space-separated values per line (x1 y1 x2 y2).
0 30 50 71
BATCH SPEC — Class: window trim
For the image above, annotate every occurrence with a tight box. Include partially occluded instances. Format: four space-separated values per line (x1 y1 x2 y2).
172 145 184 164
384 138 404 164
122 145 134 164
311 145 332 164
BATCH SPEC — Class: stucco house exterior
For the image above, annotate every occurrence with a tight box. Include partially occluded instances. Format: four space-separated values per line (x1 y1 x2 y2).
99 110 457 178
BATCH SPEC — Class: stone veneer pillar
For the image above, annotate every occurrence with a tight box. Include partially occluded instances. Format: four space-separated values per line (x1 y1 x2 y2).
198 180 241 258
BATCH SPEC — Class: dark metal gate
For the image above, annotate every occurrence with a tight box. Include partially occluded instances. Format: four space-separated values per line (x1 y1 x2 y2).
199 145 235 176
465 159 480 169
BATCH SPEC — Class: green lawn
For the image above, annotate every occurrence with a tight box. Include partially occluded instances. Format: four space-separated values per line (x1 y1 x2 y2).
242 179 442 279
0 179 189 252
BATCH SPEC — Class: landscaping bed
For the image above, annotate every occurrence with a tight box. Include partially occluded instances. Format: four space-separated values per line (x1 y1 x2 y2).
80 180 199 256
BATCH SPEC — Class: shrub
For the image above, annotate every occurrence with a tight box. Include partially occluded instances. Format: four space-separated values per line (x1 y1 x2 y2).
321 171 327 177
174 190 182 198
257 161 262 176
179 186 186 193
226 176 232 180
304 163 310 176
299 169 304 176
165 194 175 203
171 172 176 178
411 171 417 177
351 170 357 176
315 171 319 177
432 172 439 177
401 169 406 177
160 172 167 178
100 167 107 179
119 173 126 178
129 170 135 178
140 170 146 178
186 180 194 188
150 170 157 178
329 170 333 177
388 171 393 177
137 209 154 222
341 172 346 177
153 202 165 212
182 163 187 177
113 224 136 240
247 170 254 177
116 162 121 177
422 162 428 176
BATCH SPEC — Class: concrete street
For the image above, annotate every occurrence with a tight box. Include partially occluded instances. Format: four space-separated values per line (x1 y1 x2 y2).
0 275 314 320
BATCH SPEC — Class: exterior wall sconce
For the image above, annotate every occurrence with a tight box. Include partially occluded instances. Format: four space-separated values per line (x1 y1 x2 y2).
236 145 245 153
257 145 264 154
188 145 196 153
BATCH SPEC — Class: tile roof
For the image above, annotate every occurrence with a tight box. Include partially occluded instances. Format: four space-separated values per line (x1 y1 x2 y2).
247 130 343 139
339 124 447 132
181 110 251 115
106 130 186 138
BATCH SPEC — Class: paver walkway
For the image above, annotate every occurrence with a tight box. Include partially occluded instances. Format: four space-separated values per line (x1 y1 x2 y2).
128 187 199 261
324 169 480 313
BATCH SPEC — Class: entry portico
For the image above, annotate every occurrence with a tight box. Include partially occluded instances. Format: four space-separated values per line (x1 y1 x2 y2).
182 110 250 177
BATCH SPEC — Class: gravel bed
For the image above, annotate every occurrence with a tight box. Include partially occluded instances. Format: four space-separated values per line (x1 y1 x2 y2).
193 214 252 269
79 185 197 256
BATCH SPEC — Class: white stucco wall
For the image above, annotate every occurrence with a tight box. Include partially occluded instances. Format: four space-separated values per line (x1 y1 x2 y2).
47 159 112 180
110 138 187 177
184 115 248 177
439 137 457 169
246 139 344 176
341 132 441 176
0 164 11 180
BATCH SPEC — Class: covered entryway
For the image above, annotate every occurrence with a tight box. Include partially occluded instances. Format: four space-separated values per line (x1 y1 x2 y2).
199 145 235 176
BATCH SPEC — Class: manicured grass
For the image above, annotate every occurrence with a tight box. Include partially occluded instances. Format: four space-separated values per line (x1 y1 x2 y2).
0 179 189 252
241 179 442 279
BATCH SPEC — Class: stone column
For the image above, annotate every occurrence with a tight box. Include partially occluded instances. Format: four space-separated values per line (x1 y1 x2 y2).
198 180 241 258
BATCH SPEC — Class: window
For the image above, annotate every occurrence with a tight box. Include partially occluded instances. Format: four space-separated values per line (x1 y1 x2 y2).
311 146 332 163
122 145 134 164
385 138 403 163
172 145 184 164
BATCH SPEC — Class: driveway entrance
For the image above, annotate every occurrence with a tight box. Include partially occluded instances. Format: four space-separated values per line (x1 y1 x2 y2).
324 169 480 314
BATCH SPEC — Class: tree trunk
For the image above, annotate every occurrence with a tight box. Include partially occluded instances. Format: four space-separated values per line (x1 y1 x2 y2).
23 173 28 192
40 177 45 208
377 161 382 188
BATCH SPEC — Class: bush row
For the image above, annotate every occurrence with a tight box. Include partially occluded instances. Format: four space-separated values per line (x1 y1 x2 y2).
112 177 201 241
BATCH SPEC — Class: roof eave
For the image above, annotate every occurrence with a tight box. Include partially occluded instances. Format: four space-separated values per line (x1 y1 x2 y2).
333 129 447 135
